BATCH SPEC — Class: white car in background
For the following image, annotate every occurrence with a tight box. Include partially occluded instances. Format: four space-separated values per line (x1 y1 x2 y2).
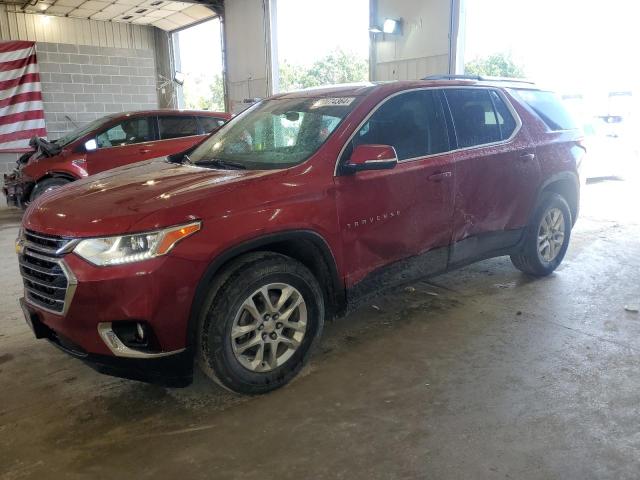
582 116 638 180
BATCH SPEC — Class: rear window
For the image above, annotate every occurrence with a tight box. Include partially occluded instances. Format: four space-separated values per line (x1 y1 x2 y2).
445 89 501 148
490 90 517 140
158 116 200 139
512 89 578 131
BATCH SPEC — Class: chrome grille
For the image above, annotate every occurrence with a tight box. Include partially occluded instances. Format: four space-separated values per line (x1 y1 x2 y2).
19 231 77 315
24 229 71 255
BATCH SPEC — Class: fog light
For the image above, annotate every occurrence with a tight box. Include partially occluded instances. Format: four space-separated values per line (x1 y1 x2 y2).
136 322 145 341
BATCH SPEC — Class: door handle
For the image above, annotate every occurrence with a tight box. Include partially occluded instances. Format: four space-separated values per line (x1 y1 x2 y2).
428 171 452 182
139 148 152 154
520 153 535 162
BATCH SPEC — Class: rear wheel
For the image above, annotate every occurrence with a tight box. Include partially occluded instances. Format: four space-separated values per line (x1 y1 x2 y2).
30 178 71 202
511 192 572 276
197 252 324 394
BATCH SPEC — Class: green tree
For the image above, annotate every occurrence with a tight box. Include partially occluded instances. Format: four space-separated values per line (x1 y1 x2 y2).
464 53 525 78
279 49 368 92
183 73 225 111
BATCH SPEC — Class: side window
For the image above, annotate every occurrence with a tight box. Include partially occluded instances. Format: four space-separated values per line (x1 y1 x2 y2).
445 89 502 148
96 117 153 149
199 116 227 133
158 116 200 140
350 90 449 161
490 90 517 140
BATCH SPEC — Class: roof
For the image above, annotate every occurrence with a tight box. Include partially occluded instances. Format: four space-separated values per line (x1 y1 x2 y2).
117 109 230 118
273 83 379 99
272 77 541 100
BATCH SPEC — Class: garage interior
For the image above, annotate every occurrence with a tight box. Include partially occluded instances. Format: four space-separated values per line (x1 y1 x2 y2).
1 0 639 478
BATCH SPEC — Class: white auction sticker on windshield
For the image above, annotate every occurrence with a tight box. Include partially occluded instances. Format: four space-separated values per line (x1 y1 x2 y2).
311 97 355 108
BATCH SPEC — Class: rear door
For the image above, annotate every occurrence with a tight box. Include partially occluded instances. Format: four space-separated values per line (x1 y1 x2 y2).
335 89 455 289
444 87 541 263
157 115 205 153
85 116 158 175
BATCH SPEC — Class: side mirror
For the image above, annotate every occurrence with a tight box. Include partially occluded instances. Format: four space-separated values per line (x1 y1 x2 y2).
84 139 97 152
342 144 398 174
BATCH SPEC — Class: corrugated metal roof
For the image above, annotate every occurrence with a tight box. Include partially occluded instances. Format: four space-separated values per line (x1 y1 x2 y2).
1 0 218 30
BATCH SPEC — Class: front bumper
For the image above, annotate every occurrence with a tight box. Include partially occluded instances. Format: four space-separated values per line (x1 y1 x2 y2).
19 250 209 386
3 171 31 208
21 297 194 387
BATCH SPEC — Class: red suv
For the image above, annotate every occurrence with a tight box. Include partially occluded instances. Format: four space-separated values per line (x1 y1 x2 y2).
17 77 584 394
3 110 231 207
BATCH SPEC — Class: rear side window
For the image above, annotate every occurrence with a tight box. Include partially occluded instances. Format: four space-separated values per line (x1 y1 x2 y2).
158 116 200 140
199 116 227 133
490 90 517 139
445 89 506 148
512 89 577 131
349 90 449 161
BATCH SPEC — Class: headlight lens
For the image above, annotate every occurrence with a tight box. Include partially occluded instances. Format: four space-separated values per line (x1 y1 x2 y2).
73 221 201 266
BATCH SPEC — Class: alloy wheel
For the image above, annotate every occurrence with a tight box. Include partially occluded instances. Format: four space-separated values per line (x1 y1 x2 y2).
537 207 565 262
231 283 307 372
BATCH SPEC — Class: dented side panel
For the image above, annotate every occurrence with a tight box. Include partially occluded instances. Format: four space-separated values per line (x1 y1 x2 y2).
449 97 542 245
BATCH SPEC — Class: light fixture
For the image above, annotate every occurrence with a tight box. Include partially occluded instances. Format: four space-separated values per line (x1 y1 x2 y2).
173 71 185 86
383 18 402 34
38 3 49 11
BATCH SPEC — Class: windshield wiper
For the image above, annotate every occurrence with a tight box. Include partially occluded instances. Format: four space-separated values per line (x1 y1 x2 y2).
195 158 247 170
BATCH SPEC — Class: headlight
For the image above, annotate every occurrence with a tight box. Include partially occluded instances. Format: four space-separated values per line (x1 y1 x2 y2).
73 221 201 266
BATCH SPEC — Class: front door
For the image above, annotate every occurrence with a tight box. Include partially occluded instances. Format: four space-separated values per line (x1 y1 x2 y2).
335 89 455 290
85 116 158 175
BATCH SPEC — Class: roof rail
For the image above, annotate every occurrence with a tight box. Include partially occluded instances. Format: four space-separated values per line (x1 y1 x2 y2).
423 74 482 81
422 74 535 85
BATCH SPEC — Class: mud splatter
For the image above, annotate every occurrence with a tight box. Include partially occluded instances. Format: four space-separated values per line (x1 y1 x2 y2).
0 354 14 365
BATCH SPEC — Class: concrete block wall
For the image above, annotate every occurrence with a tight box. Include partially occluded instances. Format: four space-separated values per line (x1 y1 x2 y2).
37 42 159 141
1 42 160 207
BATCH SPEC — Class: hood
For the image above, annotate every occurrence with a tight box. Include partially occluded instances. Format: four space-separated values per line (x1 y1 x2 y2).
24 158 280 237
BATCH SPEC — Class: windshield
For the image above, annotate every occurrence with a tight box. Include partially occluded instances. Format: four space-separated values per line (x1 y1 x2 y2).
53 115 118 147
189 96 358 169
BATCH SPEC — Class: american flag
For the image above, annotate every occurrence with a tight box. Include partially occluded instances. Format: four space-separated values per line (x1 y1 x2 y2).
0 40 47 152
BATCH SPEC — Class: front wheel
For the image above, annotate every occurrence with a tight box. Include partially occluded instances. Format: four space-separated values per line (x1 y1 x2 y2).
511 192 572 276
197 252 324 394
30 178 71 202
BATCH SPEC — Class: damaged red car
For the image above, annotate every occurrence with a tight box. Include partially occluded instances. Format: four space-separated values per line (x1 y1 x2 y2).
17 77 583 394
3 109 231 207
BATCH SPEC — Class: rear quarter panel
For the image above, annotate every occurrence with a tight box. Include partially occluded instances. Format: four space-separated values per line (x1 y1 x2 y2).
507 89 583 208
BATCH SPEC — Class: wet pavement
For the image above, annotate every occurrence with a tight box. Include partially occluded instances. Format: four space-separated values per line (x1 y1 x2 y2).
1 177 639 479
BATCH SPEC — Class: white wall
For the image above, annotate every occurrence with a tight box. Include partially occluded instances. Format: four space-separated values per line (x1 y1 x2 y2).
371 0 459 80
223 0 273 113
0 5 155 49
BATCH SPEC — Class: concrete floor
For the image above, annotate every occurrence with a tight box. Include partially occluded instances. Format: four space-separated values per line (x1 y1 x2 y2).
1 178 639 480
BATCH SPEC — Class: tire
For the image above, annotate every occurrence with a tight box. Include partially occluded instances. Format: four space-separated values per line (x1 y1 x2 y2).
197 252 325 394
511 192 572 276
30 178 71 202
